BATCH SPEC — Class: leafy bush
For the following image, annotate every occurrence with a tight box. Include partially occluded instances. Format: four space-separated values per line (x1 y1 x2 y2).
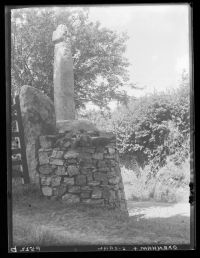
112 94 174 169
152 158 190 202
122 158 189 203
83 72 190 203
83 82 190 175
111 73 190 175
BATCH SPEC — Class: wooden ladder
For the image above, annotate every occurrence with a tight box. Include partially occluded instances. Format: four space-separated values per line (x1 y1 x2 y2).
11 95 30 184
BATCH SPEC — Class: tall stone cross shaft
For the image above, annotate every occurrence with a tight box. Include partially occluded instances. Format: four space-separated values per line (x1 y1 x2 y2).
52 24 75 123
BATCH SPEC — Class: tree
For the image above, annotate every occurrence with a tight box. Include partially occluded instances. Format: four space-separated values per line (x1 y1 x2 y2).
111 93 174 168
171 70 190 135
11 7 131 109
108 72 190 173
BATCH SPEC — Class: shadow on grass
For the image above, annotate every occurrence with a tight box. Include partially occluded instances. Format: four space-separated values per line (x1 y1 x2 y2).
11 181 190 246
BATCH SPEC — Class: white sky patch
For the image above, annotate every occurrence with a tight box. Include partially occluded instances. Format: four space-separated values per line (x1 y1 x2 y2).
89 6 132 31
86 4 190 110
85 100 118 112
152 55 158 62
175 55 189 74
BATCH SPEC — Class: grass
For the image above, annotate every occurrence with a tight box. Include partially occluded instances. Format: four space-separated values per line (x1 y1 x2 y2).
121 159 190 203
11 181 190 246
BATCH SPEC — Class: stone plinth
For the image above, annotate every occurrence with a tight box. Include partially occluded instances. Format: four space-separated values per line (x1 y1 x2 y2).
37 132 127 211
56 119 98 134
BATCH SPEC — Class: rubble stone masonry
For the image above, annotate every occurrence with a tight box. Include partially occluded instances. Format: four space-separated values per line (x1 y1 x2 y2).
37 131 127 211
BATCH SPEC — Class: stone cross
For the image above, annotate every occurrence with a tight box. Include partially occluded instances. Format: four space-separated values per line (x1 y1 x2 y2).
52 24 75 124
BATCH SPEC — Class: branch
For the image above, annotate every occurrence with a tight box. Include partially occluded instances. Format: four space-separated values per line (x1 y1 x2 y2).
23 58 36 85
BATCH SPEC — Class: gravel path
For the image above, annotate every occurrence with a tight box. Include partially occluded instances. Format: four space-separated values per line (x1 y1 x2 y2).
127 201 190 218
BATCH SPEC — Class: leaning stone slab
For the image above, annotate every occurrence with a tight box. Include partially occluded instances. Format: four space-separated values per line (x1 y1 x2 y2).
19 85 56 184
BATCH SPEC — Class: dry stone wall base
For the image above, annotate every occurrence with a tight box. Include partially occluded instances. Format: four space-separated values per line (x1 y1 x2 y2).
37 132 127 211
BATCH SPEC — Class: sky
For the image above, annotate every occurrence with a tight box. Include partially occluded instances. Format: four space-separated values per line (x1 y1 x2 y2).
87 4 190 107
13 5 190 110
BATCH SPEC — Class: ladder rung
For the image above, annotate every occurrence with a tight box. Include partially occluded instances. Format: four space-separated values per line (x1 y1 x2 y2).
12 169 23 176
12 160 22 166
12 95 30 184
12 131 20 137
12 113 18 120
12 148 21 155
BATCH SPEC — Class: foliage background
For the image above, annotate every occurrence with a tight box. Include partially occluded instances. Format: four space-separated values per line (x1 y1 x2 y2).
83 71 191 202
11 7 132 110
11 7 191 202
